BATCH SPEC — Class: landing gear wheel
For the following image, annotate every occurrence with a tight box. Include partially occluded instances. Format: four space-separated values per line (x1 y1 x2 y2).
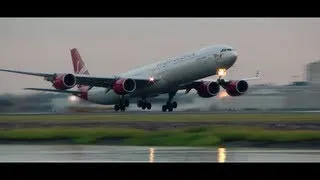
138 98 152 110
114 95 127 112
162 105 167 112
125 100 130 107
114 104 120 111
166 101 171 107
172 101 177 109
165 101 173 112
137 100 143 108
120 105 126 111
162 91 178 112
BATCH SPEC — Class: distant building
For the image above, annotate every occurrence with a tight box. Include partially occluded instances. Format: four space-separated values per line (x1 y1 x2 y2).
306 60 320 84
215 88 286 110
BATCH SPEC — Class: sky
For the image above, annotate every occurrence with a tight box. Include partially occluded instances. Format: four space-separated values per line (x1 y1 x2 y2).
0 18 320 94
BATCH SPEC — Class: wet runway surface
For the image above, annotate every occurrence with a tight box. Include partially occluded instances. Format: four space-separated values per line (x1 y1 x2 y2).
1 145 320 162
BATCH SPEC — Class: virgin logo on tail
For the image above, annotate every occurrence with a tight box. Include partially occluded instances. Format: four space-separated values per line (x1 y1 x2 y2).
76 60 89 75
71 48 90 75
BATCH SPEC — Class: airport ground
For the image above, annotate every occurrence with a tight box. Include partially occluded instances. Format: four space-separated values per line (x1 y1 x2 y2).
1 112 320 148
2 145 320 162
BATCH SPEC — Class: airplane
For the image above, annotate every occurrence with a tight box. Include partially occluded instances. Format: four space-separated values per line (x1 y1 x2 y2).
0 44 261 112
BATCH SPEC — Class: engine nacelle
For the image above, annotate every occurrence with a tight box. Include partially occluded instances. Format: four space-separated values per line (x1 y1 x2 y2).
52 73 76 90
112 78 136 95
225 80 248 96
196 81 220 98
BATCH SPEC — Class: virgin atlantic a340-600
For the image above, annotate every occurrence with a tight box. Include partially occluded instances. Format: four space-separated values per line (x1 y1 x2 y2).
0 44 261 112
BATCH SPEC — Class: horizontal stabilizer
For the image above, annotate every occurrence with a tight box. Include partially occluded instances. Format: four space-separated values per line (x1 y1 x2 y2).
0 69 53 77
24 88 80 94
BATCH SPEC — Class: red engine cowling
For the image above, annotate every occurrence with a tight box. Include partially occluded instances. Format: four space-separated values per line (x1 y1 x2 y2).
112 78 136 95
225 80 248 96
52 73 76 90
196 81 220 98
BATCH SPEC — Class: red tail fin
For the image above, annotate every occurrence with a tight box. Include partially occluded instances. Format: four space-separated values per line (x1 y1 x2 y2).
70 48 90 75
70 48 90 92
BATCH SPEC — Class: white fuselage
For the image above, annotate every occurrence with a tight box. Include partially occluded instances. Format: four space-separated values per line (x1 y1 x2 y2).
87 44 238 105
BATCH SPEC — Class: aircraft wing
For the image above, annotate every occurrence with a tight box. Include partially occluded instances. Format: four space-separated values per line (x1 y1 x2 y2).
235 70 262 81
179 70 262 93
74 74 158 88
0 69 54 77
199 70 262 83
0 69 158 89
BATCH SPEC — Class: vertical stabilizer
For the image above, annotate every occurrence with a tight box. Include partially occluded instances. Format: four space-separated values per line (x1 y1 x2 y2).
70 48 90 75
70 48 90 91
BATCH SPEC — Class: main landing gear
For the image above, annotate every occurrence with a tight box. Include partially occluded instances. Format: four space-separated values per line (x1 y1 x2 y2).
162 91 178 112
162 101 177 112
114 97 129 112
137 97 152 110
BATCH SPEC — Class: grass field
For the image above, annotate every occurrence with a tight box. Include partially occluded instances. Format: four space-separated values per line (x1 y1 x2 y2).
0 125 320 146
0 113 319 146
0 113 320 122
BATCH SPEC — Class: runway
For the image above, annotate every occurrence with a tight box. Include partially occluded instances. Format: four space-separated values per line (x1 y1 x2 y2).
2 110 320 116
0 145 320 162
90 110 320 115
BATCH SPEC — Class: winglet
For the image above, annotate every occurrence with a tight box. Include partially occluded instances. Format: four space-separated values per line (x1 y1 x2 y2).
256 70 261 78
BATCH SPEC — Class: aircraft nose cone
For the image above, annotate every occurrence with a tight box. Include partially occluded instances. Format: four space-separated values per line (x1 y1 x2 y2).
229 51 237 64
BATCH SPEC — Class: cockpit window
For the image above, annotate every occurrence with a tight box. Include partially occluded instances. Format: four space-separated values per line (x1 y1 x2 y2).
221 48 233 52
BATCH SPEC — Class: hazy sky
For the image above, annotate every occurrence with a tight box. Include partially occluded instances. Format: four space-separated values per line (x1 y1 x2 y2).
1 18 320 94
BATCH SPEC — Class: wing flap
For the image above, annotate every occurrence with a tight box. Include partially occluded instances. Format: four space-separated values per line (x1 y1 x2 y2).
74 75 115 88
178 81 203 93
74 74 159 89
